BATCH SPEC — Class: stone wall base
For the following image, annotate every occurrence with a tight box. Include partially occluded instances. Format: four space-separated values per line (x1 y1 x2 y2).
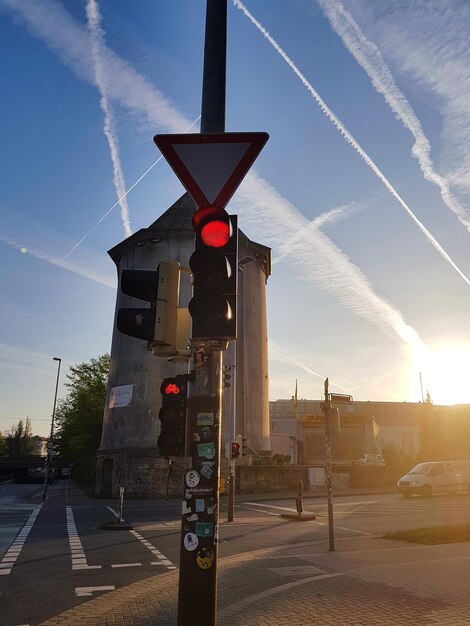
94 448 190 498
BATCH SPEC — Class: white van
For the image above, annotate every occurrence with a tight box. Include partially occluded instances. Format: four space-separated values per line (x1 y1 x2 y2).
397 461 470 497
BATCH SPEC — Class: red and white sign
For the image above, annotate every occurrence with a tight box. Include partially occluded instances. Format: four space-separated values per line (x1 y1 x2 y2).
154 132 268 209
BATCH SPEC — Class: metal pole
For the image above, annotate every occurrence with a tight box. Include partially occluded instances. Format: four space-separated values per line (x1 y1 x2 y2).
227 338 236 522
200 0 227 134
177 4 227 623
178 347 222 626
323 378 335 551
43 357 61 502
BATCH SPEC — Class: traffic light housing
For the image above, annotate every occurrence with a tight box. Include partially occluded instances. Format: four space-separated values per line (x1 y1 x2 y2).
231 441 240 459
188 208 238 341
117 261 180 352
157 375 188 457
223 366 232 389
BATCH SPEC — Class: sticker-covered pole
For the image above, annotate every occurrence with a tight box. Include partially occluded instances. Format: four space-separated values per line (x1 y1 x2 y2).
322 378 335 551
177 348 222 625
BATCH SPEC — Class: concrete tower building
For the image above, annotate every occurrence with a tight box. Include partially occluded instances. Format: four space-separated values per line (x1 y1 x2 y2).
95 194 271 497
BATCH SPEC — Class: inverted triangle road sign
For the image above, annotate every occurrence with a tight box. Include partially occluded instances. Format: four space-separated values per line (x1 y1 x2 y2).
154 132 269 209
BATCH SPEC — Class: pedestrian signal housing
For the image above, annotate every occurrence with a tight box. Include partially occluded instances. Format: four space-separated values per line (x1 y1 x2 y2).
158 375 188 457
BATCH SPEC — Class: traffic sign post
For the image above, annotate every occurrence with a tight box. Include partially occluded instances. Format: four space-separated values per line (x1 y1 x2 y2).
153 3 269 625
154 135 268 626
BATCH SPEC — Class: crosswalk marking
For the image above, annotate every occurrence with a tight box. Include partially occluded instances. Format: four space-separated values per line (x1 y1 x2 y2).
0 505 42 575
129 529 176 570
66 506 101 571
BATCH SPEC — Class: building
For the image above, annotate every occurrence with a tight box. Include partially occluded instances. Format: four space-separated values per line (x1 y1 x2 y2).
270 399 428 465
95 193 271 497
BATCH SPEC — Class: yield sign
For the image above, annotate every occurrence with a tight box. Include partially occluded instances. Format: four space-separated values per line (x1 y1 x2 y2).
154 132 269 209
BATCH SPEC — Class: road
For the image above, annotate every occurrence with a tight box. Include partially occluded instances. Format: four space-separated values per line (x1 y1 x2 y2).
2 481 470 625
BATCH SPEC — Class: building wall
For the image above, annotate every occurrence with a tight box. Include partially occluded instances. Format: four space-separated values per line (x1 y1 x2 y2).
96 197 271 497
270 399 426 465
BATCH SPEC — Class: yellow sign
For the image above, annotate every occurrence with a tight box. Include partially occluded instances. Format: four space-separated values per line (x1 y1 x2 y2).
298 415 323 424
196 547 215 570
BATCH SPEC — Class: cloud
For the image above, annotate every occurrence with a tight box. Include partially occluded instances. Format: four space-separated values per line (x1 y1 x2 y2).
0 0 189 132
3 0 430 362
0 233 116 288
344 0 470 193
233 0 470 289
86 0 132 237
234 171 429 363
318 0 470 233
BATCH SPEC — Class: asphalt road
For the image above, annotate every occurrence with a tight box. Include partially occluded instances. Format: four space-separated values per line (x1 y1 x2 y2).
2 482 470 626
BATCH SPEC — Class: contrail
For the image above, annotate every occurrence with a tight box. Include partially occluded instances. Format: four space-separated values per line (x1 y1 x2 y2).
86 0 131 237
233 0 470 288
234 171 429 365
318 0 470 234
0 234 116 288
4 0 432 361
272 201 365 266
60 115 200 263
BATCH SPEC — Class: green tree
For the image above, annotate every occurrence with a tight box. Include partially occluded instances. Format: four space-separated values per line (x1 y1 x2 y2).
0 431 7 456
54 354 109 491
5 418 35 456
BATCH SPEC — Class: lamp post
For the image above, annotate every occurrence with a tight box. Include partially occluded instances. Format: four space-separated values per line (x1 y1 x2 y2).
42 357 61 502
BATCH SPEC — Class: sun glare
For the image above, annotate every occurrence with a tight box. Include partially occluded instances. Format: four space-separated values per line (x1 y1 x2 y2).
416 344 470 405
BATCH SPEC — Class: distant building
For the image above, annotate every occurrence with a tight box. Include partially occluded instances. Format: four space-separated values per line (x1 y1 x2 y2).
269 399 470 465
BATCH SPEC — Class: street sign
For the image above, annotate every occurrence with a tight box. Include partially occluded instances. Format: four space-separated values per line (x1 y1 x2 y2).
153 132 268 209
330 393 353 404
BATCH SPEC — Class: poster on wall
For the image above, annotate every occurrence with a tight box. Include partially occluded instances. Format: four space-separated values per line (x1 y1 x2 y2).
108 384 133 408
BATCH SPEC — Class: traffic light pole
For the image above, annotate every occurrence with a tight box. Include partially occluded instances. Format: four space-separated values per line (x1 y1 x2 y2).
322 378 335 552
178 345 223 626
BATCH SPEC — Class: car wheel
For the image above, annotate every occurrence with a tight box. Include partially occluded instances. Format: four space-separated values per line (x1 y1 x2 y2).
421 484 433 498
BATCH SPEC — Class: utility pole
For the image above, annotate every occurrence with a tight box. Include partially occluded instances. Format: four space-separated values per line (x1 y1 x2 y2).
178 2 227 625
154 4 268 624
43 357 61 502
321 378 335 551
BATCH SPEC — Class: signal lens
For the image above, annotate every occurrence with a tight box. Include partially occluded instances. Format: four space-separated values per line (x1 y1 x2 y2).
200 220 230 247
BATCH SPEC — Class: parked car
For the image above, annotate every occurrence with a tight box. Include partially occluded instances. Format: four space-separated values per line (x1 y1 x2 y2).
352 454 385 466
397 461 470 498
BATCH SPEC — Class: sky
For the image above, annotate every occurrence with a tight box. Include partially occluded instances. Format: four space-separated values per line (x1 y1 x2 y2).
1 0 470 437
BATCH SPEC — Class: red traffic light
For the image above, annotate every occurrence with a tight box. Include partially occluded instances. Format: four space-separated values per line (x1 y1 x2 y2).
163 382 181 396
192 206 232 248
231 442 240 459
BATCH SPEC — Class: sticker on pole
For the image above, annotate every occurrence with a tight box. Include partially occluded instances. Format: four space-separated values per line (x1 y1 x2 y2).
154 132 269 210
196 547 215 570
185 470 200 488
183 533 199 551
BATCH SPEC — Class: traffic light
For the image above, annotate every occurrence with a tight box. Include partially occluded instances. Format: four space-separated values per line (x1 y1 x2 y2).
157 375 188 457
231 441 240 459
188 208 238 341
223 366 232 389
117 261 179 352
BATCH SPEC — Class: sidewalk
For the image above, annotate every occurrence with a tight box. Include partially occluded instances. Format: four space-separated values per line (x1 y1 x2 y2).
38 503 470 625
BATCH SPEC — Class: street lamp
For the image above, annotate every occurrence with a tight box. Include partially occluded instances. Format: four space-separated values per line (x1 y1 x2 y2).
42 357 62 502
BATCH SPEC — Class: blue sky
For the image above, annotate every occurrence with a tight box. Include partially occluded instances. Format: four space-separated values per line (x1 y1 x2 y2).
1 0 470 437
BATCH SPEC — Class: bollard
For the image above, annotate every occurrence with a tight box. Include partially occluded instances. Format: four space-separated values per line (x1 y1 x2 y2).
296 479 304 516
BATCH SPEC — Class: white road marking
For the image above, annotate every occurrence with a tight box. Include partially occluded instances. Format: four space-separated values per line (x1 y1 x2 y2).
66 506 101 570
75 585 115 597
241 502 371 535
106 506 121 520
111 562 142 568
0 505 42 575
236 504 282 517
129 530 176 570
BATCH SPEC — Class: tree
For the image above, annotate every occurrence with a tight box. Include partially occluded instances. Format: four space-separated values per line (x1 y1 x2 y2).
5 418 35 456
54 354 109 490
